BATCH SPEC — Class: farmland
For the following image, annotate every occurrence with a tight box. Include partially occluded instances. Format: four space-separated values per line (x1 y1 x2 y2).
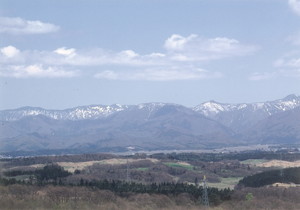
0 150 300 209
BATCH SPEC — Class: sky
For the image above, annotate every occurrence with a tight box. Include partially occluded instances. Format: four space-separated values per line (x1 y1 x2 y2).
0 0 300 110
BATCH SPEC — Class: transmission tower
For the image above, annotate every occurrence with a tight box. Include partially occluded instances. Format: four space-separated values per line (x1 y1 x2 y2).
202 175 209 208
126 156 130 182
126 146 134 182
280 152 284 181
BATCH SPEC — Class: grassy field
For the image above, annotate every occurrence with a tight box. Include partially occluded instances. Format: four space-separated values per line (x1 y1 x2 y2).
163 162 194 170
136 167 149 171
208 177 243 189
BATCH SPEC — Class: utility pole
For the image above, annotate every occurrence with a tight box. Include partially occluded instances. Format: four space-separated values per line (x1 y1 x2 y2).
202 175 209 208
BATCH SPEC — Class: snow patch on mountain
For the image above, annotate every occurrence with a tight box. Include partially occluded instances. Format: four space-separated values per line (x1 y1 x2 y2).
193 94 300 117
0 104 130 121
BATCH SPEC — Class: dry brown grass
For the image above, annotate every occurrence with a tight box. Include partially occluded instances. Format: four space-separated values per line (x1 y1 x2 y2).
270 182 300 188
257 160 300 168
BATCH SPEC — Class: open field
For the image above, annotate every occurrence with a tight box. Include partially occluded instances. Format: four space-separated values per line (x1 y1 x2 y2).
163 162 194 170
208 177 243 190
240 159 269 165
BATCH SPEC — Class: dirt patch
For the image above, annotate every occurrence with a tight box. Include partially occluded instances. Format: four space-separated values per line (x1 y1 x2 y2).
57 161 102 172
270 182 300 188
99 158 158 165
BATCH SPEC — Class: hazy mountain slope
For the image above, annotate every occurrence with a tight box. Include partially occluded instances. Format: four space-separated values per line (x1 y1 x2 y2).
243 106 300 144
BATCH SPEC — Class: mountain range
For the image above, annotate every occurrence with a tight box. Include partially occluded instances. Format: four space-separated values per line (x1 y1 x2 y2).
0 94 299 155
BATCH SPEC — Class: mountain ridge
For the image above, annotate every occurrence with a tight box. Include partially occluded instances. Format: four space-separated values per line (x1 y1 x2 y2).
1 95 299 154
1 94 300 122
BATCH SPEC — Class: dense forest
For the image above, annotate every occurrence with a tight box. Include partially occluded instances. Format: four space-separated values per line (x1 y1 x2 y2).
238 167 300 187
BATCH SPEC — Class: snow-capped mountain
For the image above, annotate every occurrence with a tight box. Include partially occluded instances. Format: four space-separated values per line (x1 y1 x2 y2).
193 94 300 131
193 94 300 117
0 104 130 121
0 102 185 122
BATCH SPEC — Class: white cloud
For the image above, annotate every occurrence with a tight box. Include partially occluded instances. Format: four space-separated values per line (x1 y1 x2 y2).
0 17 59 35
164 34 258 61
164 34 197 51
54 47 76 57
0 64 78 78
148 53 166 58
120 50 139 58
1 46 20 58
94 67 222 81
289 0 300 16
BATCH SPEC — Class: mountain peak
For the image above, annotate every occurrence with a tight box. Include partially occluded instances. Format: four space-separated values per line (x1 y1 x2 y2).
282 94 298 101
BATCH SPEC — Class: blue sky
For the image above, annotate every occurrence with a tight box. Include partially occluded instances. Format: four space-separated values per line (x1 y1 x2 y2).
1 0 300 109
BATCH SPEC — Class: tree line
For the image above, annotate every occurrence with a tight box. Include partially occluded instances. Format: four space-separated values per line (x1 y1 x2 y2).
238 167 300 187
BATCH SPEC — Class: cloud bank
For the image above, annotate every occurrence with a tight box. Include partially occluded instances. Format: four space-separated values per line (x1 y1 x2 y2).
0 34 258 80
